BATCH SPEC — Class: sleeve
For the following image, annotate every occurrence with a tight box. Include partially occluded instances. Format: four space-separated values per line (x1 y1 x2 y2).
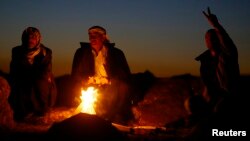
111 49 131 81
214 24 238 58
35 47 53 79
9 47 23 81
71 48 83 83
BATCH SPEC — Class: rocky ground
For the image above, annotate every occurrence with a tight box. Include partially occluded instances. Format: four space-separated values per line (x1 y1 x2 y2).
1 72 249 141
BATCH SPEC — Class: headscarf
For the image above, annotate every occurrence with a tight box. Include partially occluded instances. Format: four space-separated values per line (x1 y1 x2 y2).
22 27 42 64
22 27 41 47
88 26 110 43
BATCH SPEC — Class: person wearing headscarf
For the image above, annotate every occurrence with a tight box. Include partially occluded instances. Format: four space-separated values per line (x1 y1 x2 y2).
9 27 57 122
71 26 133 124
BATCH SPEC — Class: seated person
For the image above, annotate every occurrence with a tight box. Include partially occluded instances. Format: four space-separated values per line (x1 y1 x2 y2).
71 26 133 124
9 27 57 122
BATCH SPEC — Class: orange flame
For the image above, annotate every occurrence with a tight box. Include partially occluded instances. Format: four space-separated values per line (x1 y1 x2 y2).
75 86 99 115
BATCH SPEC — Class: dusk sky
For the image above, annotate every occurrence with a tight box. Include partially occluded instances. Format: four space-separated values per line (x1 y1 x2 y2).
1 0 250 77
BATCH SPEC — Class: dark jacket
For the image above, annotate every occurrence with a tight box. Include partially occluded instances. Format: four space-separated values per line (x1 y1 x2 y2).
71 42 131 84
9 44 57 119
196 26 240 96
10 44 53 81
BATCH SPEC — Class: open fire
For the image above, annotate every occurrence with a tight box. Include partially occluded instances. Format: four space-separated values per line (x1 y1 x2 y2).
75 86 99 115
75 76 110 115
71 77 166 134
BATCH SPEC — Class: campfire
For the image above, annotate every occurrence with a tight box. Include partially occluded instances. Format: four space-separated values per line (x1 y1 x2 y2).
74 76 110 115
75 86 99 115
72 77 167 134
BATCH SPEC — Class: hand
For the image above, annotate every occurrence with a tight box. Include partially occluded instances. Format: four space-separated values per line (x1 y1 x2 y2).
203 7 219 27
87 76 110 85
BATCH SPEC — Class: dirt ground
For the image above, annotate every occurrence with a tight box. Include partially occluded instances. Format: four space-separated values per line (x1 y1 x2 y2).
1 74 249 141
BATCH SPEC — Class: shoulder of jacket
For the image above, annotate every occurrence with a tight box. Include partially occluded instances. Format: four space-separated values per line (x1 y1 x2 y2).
12 45 22 51
80 42 91 48
195 50 210 61
40 44 52 56
12 46 24 55
77 42 91 52
112 47 124 56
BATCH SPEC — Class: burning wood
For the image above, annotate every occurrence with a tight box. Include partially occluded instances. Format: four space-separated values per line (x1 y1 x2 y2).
75 86 99 115
75 76 110 115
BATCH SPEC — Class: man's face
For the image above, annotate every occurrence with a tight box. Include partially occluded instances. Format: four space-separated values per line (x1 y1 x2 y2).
89 32 105 51
27 34 39 49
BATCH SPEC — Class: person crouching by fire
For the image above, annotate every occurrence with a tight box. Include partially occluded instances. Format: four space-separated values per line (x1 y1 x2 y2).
71 25 133 124
9 27 57 122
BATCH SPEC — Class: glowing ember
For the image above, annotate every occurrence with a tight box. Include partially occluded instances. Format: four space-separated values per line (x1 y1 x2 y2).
75 86 98 115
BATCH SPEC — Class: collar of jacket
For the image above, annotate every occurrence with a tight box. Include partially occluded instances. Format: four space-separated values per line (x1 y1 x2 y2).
80 42 115 49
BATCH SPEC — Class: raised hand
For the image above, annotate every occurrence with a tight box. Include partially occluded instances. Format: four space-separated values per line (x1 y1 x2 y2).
203 7 219 27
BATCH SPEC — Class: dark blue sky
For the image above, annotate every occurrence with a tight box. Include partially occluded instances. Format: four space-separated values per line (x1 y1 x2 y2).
1 0 250 77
